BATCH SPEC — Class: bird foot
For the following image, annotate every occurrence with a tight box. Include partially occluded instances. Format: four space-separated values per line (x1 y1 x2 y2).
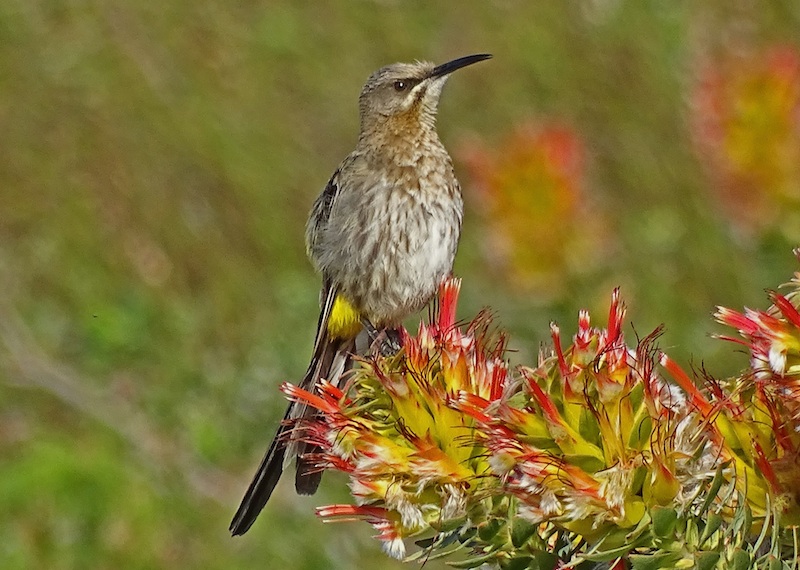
362 320 403 356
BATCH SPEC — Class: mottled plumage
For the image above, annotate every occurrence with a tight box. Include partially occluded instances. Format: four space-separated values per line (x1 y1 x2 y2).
230 53 491 536
308 148 462 326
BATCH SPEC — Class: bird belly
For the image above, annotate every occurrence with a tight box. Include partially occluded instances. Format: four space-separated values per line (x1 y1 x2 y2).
373 225 454 325
334 193 461 328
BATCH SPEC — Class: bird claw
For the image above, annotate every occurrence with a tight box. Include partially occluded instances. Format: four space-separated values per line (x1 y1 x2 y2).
361 320 403 356
377 328 403 356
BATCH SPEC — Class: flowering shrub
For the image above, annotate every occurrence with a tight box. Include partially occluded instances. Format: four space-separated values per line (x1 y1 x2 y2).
692 45 800 236
458 123 607 295
281 253 800 569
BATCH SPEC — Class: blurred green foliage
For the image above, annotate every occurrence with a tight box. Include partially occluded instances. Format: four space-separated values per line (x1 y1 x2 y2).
1 1 799 568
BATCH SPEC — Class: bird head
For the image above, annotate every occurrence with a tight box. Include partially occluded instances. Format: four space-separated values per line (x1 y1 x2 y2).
358 53 491 134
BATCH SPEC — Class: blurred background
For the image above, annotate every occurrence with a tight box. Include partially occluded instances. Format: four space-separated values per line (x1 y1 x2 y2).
2 1 799 568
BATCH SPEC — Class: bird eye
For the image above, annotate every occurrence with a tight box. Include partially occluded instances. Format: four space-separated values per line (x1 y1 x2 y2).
393 80 407 92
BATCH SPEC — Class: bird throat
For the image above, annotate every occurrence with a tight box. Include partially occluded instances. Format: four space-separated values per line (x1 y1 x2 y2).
369 111 441 167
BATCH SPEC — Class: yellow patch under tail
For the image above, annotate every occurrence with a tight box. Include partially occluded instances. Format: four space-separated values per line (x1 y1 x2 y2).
328 294 363 339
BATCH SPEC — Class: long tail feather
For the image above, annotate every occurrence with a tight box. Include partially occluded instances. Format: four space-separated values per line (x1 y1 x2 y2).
293 335 355 495
229 403 293 535
229 284 352 536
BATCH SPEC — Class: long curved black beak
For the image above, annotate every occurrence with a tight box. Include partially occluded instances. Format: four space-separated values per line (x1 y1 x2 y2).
429 53 492 79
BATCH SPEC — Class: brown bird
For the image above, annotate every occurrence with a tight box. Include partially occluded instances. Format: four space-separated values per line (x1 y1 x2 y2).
230 53 491 536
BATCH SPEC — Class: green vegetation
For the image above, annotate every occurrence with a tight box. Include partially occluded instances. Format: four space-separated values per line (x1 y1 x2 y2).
1 2 799 568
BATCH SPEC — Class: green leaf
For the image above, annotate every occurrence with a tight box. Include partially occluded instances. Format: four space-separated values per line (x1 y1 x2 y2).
651 506 679 538
409 532 467 563
629 551 683 570
529 551 559 570
564 454 606 474
432 514 470 533
411 526 474 560
511 518 538 549
478 517 506 541
730 548 752 570
698 464 729 516
628 404 652 449
447 549 499 568
584 544 635 562
630 464 648 496
407 545 463 563
625 508 653 542
699 512 724 546
694 551 721 570
502 555 534 570
767 555 784 570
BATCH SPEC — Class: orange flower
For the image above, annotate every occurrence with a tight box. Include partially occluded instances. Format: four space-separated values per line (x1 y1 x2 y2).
281 279 508 558
458 123 606 295
692 44 800 235
276 262 800 566
457 289 703 546
708 251 800 524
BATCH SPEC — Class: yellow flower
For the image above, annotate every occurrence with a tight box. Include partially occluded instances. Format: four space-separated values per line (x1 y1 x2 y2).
282 278 508 558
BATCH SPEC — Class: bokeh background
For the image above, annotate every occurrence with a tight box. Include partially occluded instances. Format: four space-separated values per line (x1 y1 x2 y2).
2 2 800 568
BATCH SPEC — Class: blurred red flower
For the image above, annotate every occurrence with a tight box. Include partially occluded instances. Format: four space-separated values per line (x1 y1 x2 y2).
458 122 608 297
692 44 800 236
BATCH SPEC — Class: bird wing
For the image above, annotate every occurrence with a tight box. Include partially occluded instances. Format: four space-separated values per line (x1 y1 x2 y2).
305 167 343 269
